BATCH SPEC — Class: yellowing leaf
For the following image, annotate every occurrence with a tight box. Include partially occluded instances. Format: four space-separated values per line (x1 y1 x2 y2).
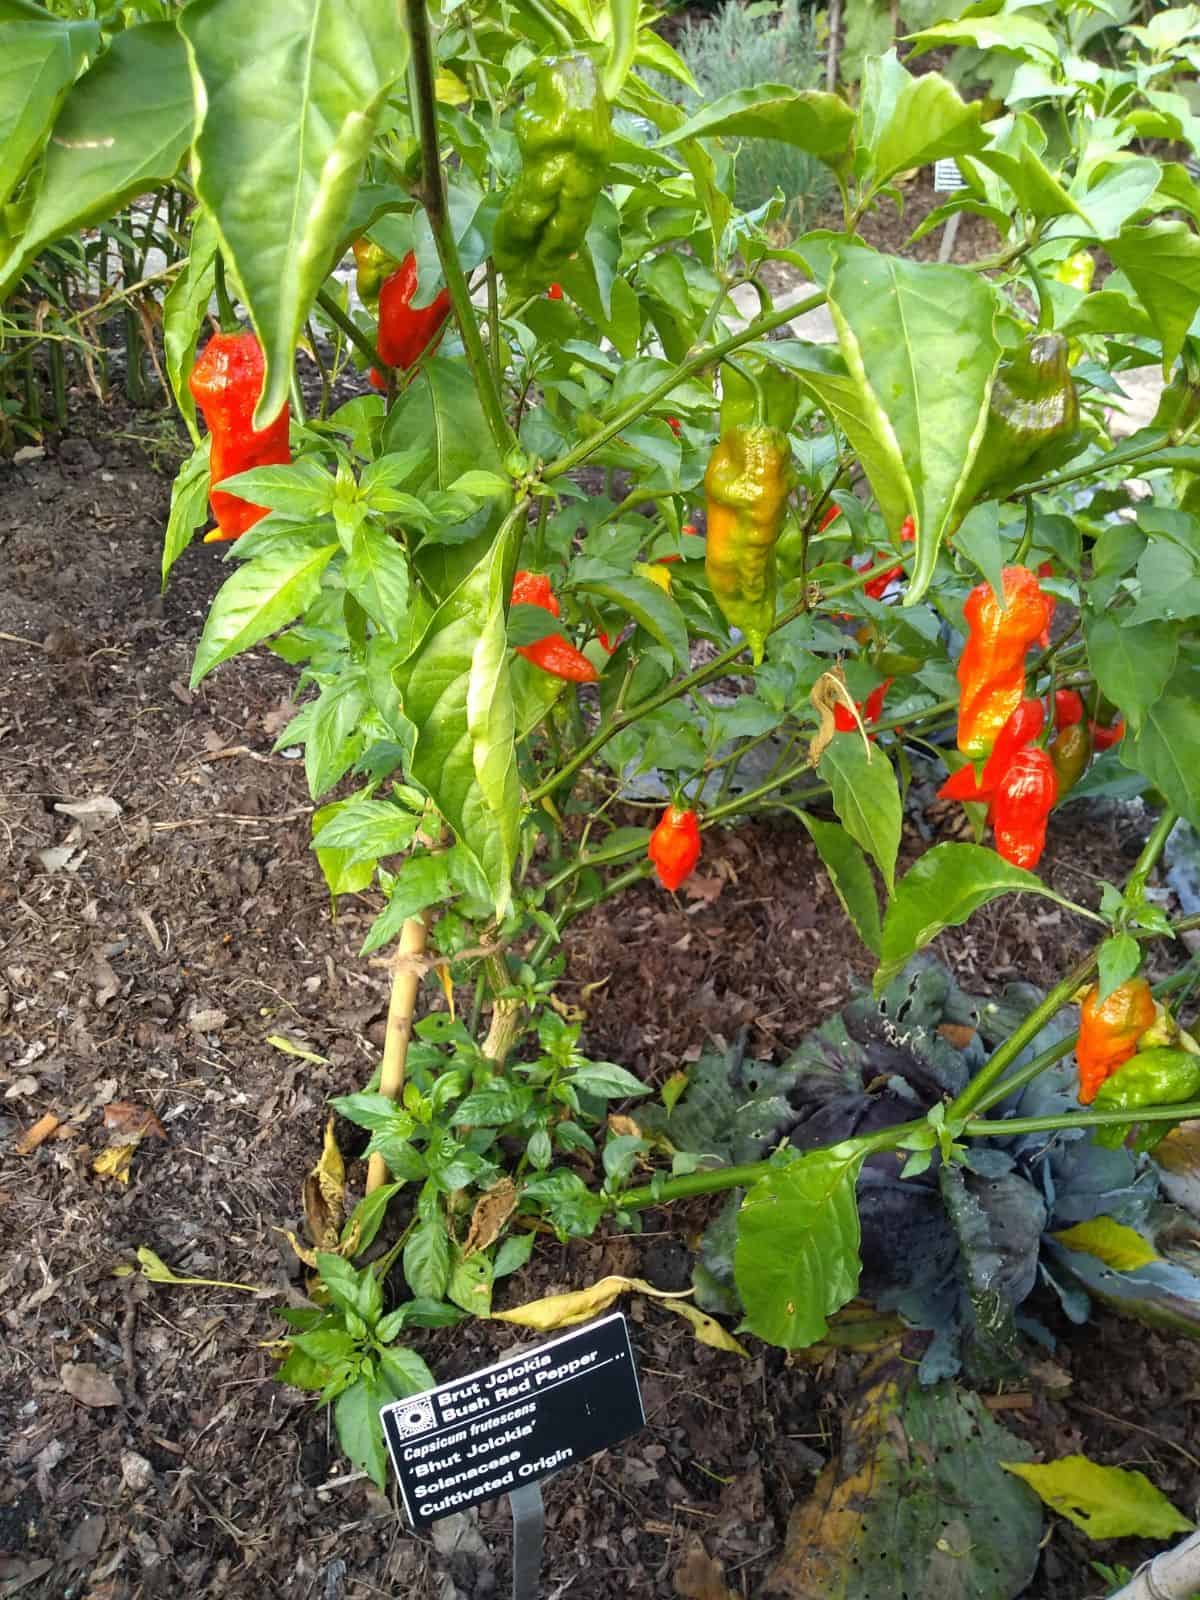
302 1115 345 1251
93 1144 135 1183
135 1246 265 1294
1001 1456 1193 1540
809 669 868 768
266 1034 330 1065
492 1274 691 1331
665 1300 748 1357
661 1070 689 1114
462 1179 518 1259
1051 1216 1159 1272
435 68 469 104
435 962 455 1019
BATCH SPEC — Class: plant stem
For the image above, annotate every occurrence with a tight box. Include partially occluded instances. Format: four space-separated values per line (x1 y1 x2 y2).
1018 432 1169 497
315 288 383 374
1127 807 1179 902
405 0 516 457
964 1101 1200 1139
367 915 429 1193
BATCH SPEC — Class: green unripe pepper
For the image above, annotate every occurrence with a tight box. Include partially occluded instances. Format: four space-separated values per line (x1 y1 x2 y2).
964 331 1080 503
720 354 801 436
704 424 794 664
492 54 612 299
1092 1045 1200 1152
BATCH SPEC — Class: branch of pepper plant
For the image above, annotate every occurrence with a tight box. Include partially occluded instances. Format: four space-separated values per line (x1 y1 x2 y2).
404 0 517 457
525 551 908 805
314 288 385 377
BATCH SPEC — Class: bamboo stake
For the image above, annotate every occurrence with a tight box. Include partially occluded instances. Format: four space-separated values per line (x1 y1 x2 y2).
366 915 429 1194
1113 1529 1200 1599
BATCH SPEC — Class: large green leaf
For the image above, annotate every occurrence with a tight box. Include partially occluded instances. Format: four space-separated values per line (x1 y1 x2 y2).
1122 679 1200 830
818 733 901 894
654 83 854 163
1105 220 1200 373
396 517 521 917
907 13 1058 61
799 814 883 956
0 12 97 211
875 843 1056 994
734 1146 865 1348
859 50 986 189
180 0 409 429
1085 612 1177 737
190 539 338 685
0 21 193 298
162 207 218 443
345 523 411 643
824 250 1000 603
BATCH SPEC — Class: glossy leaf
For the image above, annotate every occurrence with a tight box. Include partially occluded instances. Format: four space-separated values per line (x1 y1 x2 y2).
162 207 219 443
1122 680 1200 830
403 1217 451 1301
859 51 986 189
1105 221 1200 373
181 0 409 428
818 733 901 894
655 83 854 162
190 539 338 685
345 523 411 641
0 22 193 299
334 1375 389 1488
799 814 883 956
1086 613 1177 737
572 571 688 668
0 12 98 211
735 1146 865 1348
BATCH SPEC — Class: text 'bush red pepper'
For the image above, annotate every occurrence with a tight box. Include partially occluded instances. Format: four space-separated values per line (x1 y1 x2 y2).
369 253 452 388
648 804 701 891
955 566 1053 759
189 330 290 544
511 570 597 683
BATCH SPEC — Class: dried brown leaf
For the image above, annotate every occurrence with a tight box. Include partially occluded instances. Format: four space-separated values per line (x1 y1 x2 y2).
463 1178 518 1258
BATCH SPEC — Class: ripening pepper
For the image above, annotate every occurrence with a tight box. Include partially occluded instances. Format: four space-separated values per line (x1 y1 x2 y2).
963 332 1080 504
1091 1045 1200 1152
719 354 801 435
955 566 1054 759
492 54 612 298
1054 689 1084 728
1076 977 1157 1104
352 236 398 311
189 330 291 544
704 424 794 663
847 514 916 600
511 570 598 682
1048 721 1090 797
833 678 892 738
370 253 452 387
1091 716 1125 750
648 803 701 891
992 746 1057 868
939 697 1045 806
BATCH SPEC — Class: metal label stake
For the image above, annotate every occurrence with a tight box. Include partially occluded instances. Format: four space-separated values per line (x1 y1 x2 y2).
509 1481 545 1600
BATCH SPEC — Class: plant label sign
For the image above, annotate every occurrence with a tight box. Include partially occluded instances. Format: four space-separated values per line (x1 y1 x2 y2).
934 158 968 192
381 1312 644 1529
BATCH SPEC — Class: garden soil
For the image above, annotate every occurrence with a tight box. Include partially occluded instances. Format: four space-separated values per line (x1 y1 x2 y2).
2 413 1198 1600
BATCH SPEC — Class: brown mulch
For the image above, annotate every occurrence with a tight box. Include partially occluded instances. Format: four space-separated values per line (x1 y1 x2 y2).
0 395 1196 1600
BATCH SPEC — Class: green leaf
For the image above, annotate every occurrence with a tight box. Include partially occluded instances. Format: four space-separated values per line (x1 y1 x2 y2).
876 843 1056 994
162 207 218 443
161 438 212 588
447 1249 494 1317
311 800 375 897
334 1375 389 1488
572 571 689 668
0 22 194 299
654 83 854 162
824 250 1000 603
0 12 98 211
180 0 409 429
378 1345 435 1401
859 51 986 189
1096 933 1141 1003
818 734 901 894
570 1062 648 1100
1085 614 1178 737
360 854 455 956
396 517 521 917
190 540 338 686
453 1079 532 1126
218 458 334 517
312 798 419 860
1051 1216 1159 1273
342 1183 400 1253
1122 681 1200 829
1000 1456 1193 1540
1105 221 1200 373
317 1251 381 1325
344 523 411 641
908 14 1059 61
494 1230 535 1279
799 815 882 956
734 1146 865 1348
403 1217 451 1301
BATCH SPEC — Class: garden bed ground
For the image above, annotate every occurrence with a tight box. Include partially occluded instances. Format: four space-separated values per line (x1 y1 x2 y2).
2 410 1197 1600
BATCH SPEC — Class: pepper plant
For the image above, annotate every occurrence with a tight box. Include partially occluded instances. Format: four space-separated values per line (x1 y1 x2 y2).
6 0 1200 1486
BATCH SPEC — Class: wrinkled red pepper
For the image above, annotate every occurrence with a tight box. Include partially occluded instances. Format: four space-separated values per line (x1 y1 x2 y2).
955 566 1053 759
648 803 701 891
993 747 1058 869
369 252 452 388
189 330 291 544
939 697 1045 806
512 570 598 682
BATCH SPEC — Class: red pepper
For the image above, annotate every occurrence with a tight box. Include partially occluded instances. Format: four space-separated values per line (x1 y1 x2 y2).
547 283 564 300
189 330 291 544
511 570 598 682
596 630 620 655
1038 560 1056 645
648 804 701 891
1091 717 1125 750
682 523 698 537
992 747 1057 869
1054 689 1084 729
369 253 452 386
846 515 915 599
667 417 681 435
818 504 841 532
939 697 1045 805
833 678 893 738
955 566 1053 759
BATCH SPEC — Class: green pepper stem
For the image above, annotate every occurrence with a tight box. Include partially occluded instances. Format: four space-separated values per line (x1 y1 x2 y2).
213 251 239 334
965 1101 1200 1138
404 0 517 457
602 0 638 103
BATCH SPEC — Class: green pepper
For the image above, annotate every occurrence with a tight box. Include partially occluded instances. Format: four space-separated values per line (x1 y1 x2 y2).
720 354 801 436
352 237 398 311
704 424 794 663
1048 721 1090 798
1092 1046 1200 1152
964 331 1080 504
492 54 612 299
